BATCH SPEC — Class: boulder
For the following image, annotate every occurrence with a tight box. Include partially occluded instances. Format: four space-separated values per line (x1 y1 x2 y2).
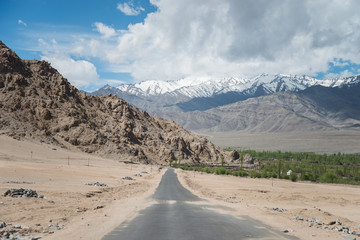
3 188 42 198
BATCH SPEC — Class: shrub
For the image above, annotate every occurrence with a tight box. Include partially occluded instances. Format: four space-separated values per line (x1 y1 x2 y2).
320 172 338 183
233 170 248 177
280 174 290 180
249 170 261 178
215 167 227 175
301 173 311 181
290 172 298 182
261 172 270 178
202 166 212 173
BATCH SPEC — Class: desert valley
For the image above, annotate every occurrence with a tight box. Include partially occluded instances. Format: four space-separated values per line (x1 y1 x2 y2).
1 40 360 240
1 1 360 239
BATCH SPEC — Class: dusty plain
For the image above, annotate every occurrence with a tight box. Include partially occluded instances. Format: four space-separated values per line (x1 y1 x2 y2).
197 130 360 154
0 135 165 240
177 169 360 240
1 135 360 240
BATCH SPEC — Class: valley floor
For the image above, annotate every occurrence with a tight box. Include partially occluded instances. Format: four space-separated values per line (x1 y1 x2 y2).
197 129 360 154
0 135 165 240
1 135 360 240
177 169 360 240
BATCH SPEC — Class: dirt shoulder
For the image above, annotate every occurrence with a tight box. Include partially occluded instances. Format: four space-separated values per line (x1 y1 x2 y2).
176 169 360 240
0 135 165 240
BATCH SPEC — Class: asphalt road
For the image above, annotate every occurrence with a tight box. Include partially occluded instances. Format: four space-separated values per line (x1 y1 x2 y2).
102 168 298 240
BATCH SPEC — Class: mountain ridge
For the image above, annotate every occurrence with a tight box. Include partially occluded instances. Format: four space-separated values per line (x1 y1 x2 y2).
156 84 360 132
113 73 358 98
91 74 360 112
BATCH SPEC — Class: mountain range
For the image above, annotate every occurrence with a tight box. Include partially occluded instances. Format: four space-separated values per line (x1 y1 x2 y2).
91 74 360 133
0 41 227 164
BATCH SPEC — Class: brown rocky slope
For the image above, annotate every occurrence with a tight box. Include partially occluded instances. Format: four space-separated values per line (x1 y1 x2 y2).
0 41 226 164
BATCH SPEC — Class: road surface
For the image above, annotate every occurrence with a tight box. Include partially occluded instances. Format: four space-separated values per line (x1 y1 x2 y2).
102 168 298 240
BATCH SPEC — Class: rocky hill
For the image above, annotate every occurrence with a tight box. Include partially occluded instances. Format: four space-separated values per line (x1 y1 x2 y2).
0 41 226 165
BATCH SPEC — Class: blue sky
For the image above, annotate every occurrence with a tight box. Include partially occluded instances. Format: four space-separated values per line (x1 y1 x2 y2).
1 0 360 91
0 0 157 91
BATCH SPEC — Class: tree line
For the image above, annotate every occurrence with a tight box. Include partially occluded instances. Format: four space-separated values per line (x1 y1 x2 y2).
172 149 360 185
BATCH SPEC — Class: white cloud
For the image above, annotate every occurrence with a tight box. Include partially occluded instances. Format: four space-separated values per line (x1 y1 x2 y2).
36 0 360 84
117 1 145 16
325 70 353 80
94 22 116 39
331 59 349 67
41 54 99 88
83 0 358 81
18 19 27 26
104 79 127 85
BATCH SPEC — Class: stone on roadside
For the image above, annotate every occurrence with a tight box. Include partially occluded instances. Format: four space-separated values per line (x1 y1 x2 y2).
94 205 104 210
48 224 58 231
76 207 87 213
341 234 356 240
0 222 6 228
86 182 107 187
122 176 135 180
3 188 42 198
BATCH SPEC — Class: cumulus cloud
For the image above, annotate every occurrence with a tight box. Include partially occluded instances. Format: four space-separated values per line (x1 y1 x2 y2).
94 22 116 39
18 19 27 26
325 70 354 79
46 0 360 83
41 54 99 88
104 79 127 85
84 0 358 81
117 1 145 16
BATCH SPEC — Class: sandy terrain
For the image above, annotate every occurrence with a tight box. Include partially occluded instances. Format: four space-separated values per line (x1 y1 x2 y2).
1 134 360 240
0 135 165 240
197 130 360 154
177 169 360 240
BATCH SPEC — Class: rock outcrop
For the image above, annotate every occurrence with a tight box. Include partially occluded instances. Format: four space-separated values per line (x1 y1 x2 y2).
0 41 226 164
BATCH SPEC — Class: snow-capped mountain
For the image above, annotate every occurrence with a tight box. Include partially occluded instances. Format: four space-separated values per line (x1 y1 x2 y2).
91 74 360 113
115 74 355 98
89 74 360 133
